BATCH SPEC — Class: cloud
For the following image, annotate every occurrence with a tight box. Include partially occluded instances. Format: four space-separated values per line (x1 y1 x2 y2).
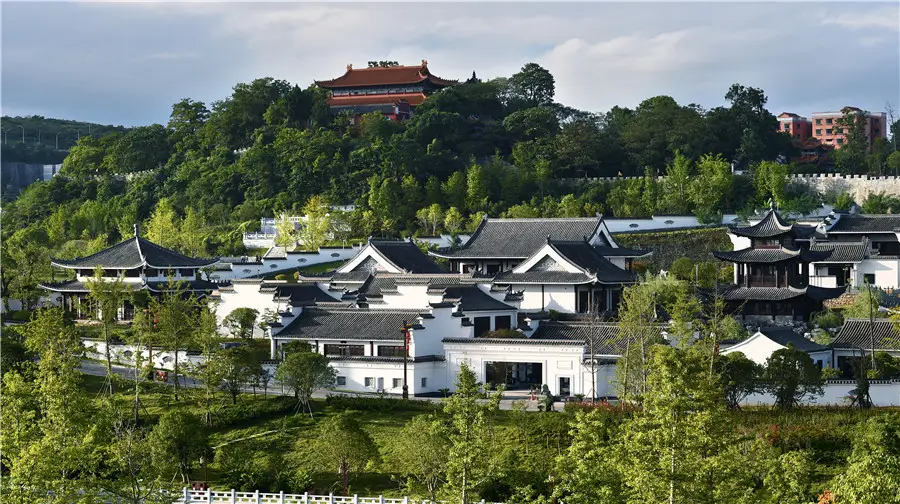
2 2 897 126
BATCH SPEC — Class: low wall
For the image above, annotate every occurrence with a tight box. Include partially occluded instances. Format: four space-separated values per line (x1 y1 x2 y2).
741 380 900 407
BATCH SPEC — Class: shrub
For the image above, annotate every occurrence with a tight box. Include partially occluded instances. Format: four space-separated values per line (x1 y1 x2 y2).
813 309 844 331
324 394 438 413
485 329 523 339
669 257 695 281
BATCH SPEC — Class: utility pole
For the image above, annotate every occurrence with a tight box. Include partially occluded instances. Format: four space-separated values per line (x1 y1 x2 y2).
867 280 877 372
56 132 63 150
37 128 41 144
400 321 413 399
16 125 24 143
2 129 8 144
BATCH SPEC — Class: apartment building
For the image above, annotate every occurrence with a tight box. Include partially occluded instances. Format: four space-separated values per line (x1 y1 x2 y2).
778 107 886 151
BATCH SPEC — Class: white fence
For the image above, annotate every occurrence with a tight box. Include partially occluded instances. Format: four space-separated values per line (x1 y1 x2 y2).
176 489 500 504
741 380 900 407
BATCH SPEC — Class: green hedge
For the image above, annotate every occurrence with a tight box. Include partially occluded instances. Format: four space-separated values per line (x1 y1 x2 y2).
614 227 732 271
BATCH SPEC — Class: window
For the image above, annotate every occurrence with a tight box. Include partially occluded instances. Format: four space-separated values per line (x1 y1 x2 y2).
392 378 402 388
421 377 427 388
474 316 491 337
494 315 512 330
826 118 833 125
364 377 374 388
336 376 346 386
815 129 822 135
874 128 881 136
323 344 365 357
815 119 822 125
377 345 405 357
836 138 844 145
825 129 832 135
864 274 876 285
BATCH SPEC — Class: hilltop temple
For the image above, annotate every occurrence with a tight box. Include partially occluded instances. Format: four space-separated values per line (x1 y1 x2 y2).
315 60 457 121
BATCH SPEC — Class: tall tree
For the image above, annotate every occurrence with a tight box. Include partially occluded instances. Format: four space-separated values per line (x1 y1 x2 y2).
830 413 900 503
148 279 196 401
222 307 259 340
275 344 336 417
508 63 556 108
297 195 332 250
144 198 181 250
388 414 450 500
86 266 128 394
148 409 209 484
305 412 380 495
763 346 825 410
443 363 504 504
190 304 225 426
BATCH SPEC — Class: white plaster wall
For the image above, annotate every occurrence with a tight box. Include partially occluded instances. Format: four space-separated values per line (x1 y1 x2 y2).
742 381 900 407
722 336 787 366
443 342 585 395
331 360 446 395
212 282 286 337
857 258 900 289
82 340 204 371
728 235 750 252
511 284 577 312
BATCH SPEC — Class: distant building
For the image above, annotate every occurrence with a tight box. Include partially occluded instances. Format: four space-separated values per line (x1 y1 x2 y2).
315 60 457 121
780 107 887 152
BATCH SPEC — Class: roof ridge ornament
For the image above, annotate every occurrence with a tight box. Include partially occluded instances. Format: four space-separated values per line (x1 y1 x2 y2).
546 234 552 244
133 223 140 237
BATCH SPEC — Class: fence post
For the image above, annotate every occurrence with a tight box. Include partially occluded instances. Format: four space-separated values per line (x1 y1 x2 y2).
183 487 191 503
255 489 261 504
303 492 309 504
403 497 408 504
379 496 385 504
279 490 285 504
231 489 237 504
206 488 212 503
353 495 358 504
329 493 335 504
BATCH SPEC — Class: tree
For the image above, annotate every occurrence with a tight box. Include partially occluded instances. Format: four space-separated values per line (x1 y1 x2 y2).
179 207 208 257
274 213 298 247
211 345 260 405
550 410 623 503
100 421 172 504
668 257 695 281
690 153 733 224
388 414 450 500
615 278 667 402
444 206 465 236
618 345 735 504
716 352 763 409
3 226 51 310
662 150 693 214
149 279 196 400
508 63 555 108
763 346 825 409
86 266 127 394
297 195 332 250
442 171 467 210
275 347 336 417
503 107 560 141
416 203 445 235
833 108 870 174
2 308 99 503
148 409 209 484
465 162 490 213
223 307 259 339
830 413 900 503
189 304 224 425
443 363 504 504
144 198 181 250
753 160 791 207
306 412 379 495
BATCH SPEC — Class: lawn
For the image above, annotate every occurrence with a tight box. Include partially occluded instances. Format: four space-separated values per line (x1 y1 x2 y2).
261 260 347 280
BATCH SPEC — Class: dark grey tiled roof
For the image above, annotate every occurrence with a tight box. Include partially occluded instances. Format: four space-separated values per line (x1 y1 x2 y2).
833 319 900 349
828 215 900 234
330 271 372 283
43 278 218 293
369 240 446 274
41 280 139 293
550 241 638 284
431 217 602 259
144 279 220 292
719 285 845 301
278 307 424 341
51 236 218 269
713 247 832 263
809 241 868 263
728 209 816 239
492 270 595 285
756 326 827 352
531 321 667 355
271 283 339 306
441 286 515 312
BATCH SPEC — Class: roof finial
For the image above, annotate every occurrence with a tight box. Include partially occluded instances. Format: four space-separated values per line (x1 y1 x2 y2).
133 223 140 237
769 199 777 211
421 59 427 67
546 234 551 244
367 235 373 243
347 63 353 71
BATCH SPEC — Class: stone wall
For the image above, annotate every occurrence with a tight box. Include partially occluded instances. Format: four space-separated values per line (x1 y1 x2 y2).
560 173 900 200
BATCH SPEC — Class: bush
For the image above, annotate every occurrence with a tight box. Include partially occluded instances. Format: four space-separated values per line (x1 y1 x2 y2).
485 329 523 338
813 309 844 331
324 394 438 413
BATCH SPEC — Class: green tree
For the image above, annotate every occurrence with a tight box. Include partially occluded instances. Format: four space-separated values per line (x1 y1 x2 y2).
442 171 467 211
86 266 128 393
549 410 623 504
662 150 693 214
416 203 445 235
223 307 259 340
444 206 465 236
212 345 260 405
148 409 209 484
618 345 735 504
753 160 792 207
615 278 667 402
443 363 504 504
179 207 208 257
144 197 182 250
274 213 298 247
668 257 695 281
763 346 825 410
388 414 450 500
100 421 172 504
275 347 336 417
508 62 555 108
465 162 490 213
833 108 870 174
830 413 900 503
305 412 379 495
690 153 733 224
716 352 763 409
148 279 196 400
3 226 51 310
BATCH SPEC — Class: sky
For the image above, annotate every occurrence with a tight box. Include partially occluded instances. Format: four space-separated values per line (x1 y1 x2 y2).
2 1 899 127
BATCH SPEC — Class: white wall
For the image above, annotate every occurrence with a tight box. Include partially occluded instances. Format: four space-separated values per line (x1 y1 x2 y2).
742 381 900 407
515 284 576 312
331 360 448 395
212 281 287 337
82 339 204 371
857 258 900 289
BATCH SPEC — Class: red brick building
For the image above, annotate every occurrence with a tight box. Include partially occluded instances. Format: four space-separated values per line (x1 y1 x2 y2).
779 107 887 152
315 60 457 121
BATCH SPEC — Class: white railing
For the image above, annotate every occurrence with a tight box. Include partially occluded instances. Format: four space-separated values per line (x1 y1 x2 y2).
177 489 499 504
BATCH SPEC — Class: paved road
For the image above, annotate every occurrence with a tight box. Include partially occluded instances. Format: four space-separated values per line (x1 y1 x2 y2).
78 360 565 411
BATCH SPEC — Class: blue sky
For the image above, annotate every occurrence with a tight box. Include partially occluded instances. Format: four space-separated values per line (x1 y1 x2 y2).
2 1 898 127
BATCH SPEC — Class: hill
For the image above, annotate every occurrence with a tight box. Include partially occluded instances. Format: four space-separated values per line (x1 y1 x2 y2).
1 115 129 163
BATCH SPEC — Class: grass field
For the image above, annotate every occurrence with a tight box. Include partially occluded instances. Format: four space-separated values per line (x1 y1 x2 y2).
79 371 899 498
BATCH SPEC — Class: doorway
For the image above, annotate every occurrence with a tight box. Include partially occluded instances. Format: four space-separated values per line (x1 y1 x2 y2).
558 377 571 397
485 362 543 390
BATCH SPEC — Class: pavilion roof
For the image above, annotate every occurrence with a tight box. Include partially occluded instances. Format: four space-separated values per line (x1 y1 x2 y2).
316 61 457 89
50 235 218 270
